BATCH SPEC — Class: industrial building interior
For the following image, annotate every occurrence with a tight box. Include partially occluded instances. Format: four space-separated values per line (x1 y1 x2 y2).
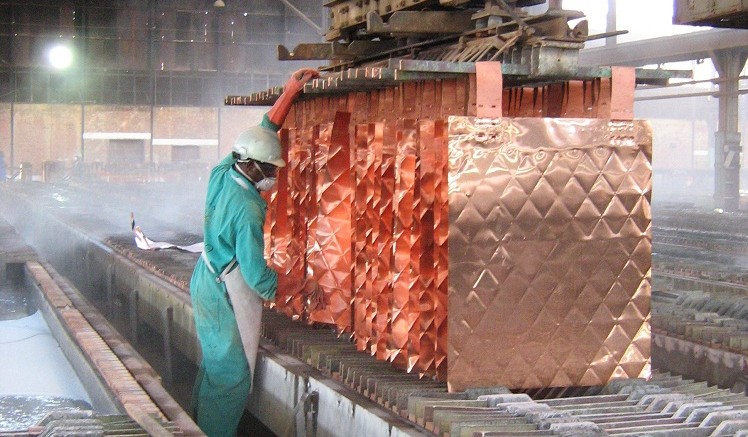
0 0 747 436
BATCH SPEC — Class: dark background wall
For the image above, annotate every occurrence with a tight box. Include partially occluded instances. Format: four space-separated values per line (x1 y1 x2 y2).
0 0 325 178
0 0 324 106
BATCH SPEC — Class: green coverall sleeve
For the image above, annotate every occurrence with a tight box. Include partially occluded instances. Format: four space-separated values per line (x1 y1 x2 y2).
260 113 280 132
234 204 277 300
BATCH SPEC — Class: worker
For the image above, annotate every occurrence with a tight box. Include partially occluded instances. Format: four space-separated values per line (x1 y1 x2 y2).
190 68 318 437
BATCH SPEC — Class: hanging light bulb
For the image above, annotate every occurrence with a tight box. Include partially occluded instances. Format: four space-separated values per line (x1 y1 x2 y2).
49 45 73 70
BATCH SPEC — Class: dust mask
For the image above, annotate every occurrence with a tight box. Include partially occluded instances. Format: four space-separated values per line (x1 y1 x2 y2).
250 161 278 191
255 177 277 191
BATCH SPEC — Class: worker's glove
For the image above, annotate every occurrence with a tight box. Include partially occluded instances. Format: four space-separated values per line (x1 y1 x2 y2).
284 68 320 96
267 68 320 127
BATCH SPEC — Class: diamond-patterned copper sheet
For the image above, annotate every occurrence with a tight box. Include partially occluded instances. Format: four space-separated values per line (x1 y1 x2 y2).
416 120 437 376
265 75 649 387
267 128 293 314
362 124 380 352
390 119 418 370
433 119 449 380
285 123 316 317
353 122 372 350
375 120 397 360
447 117 652 391
309 112 354 328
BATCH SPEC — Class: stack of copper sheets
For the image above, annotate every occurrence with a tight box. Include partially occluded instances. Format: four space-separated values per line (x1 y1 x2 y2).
265 70 652 390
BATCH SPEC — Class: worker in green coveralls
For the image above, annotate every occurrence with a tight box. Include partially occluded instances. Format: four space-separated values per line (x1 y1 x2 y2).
190 68 318 437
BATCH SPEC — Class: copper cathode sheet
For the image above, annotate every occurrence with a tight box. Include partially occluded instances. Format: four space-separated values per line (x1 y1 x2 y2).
306 121 329 322
354 122 372 350
544 83 565 118
401 82 418 118
421 80 439 119
609 67 636 120
309 112 354 329
374 120 397 360
447 117 652 391
389 119 418 369
268 127 293 314
272 81 647 385
597 76 613 119
416 119 437 376
433 119 449 380
279 124 314 318
563 81 586 118
291 123 318 317
274 128 291 266
367 122 385 356
406 118 424 373
439 79 458 117
518 88 536 117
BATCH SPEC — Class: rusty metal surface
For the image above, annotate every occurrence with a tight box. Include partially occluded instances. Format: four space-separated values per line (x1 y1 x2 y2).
229 67 682 107
325 0 436 40
673 0 748 29
366 10 474 36
276 41 399 61
447 117 653 391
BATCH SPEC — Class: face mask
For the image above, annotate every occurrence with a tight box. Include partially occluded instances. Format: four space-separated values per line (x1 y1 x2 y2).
250 161 277 191
255 177 277 191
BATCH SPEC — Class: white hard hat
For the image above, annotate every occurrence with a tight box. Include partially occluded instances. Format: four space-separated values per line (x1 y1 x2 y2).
232 125 285 167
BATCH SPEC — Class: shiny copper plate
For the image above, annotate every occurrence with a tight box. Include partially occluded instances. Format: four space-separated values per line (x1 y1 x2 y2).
446 117 652 391
308 113 354 328
266 75 649 388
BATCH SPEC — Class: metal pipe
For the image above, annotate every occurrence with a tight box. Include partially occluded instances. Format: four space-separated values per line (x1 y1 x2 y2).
645 75 748 89
277 0 322 33
635 88 748 101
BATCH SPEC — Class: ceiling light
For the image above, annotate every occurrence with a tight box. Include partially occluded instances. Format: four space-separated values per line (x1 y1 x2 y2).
49 45 73 70
213 0 225 7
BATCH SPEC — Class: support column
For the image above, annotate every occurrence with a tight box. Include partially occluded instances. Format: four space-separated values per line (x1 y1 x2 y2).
606 0 617 46
711 48 747 211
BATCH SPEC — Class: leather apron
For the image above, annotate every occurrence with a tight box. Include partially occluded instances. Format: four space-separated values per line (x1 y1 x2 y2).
223 266 263 392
